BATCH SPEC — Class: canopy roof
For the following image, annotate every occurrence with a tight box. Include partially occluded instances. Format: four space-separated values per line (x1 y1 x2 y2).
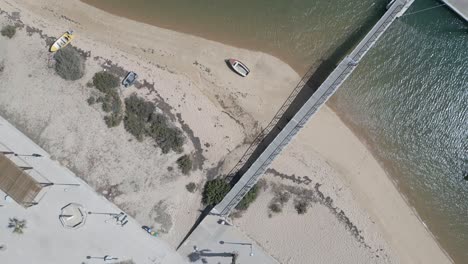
0 153 42 207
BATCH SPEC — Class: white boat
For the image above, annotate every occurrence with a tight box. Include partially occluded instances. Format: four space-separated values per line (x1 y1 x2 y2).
227 59 250 77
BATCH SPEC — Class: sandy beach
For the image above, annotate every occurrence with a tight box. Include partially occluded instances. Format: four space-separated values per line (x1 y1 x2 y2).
0 0 453 263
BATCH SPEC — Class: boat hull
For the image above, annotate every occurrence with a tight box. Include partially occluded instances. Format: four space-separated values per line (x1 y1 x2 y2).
227 59 250 77
50 31 74 52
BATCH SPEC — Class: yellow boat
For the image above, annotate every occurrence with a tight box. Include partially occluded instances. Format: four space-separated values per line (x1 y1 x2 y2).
50 30 74 52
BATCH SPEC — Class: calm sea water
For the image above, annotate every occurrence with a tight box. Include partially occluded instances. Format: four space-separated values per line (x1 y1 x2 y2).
84 0 468 262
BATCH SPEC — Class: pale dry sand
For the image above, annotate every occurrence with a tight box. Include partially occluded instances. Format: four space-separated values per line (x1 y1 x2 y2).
0 0 452 263
235 107 452 263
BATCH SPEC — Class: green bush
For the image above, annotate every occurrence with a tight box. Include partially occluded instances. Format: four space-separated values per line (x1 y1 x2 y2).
124 94 155 140
177 155 192 175
1 25 16 38
105 112 123 128
236 184 259 211
185 182 196 193
54 46 85 80
124 94 184 153
202 179 230 206
92 71 120 93
100 93 121 113
152 123 184 154
90 72 123 127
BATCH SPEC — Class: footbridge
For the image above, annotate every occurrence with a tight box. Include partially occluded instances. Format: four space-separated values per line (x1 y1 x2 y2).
212 0 414 216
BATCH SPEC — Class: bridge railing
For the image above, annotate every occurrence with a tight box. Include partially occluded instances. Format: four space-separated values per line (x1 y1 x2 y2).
224 65 317 182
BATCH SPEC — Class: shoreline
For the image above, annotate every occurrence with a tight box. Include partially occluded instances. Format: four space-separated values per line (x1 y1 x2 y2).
80 0 310 75
0 0 454 263
77 1 455 260
326 105 455 262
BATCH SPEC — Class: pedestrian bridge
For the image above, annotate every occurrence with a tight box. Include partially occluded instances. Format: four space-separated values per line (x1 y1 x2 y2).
212 0 415 217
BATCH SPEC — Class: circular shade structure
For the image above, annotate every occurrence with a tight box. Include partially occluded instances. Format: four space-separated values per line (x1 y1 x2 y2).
59 203 86 229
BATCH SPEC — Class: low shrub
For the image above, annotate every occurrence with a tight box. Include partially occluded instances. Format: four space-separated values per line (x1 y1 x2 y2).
236 184 259 211
124 94 184 153
92 71 120 93
105 112 123 128
177 155 192 175
202 179 230 206
294 200 309 215
124 94 155 140
1 25 16 38
185 182 196 193
100 93 121 113
152 124 184 154
54 46 85 80
269 202 282 213
87 96 96 105
90 71 122 127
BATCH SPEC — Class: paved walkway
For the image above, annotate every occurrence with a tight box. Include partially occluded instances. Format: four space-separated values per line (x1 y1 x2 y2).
0 116 186 264
178 215 278 264
442 0 468 21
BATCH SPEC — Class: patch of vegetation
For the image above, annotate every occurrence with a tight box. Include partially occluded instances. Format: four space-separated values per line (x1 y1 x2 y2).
185 182 196 193
147 113 184 153
202 179 230 206
8 218 26 234
268 190 291 216
90 71 123 127
54 46 85 81
277 191 291 204
235 184 259 211
100 93 122 113
87 96 96 105
104 112 123 127
123 94 155 140
92 71 120 93
269 202 282 213
177 154 192 175
294 200 309 215
1 25 16 38
124 94 184 153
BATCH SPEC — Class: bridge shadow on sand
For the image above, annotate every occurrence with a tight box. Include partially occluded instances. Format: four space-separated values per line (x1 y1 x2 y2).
228 5 387 186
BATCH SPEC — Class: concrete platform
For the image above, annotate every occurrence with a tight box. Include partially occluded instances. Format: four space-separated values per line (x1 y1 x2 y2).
0 115 186 264
442 0 468 22
178 215 279 264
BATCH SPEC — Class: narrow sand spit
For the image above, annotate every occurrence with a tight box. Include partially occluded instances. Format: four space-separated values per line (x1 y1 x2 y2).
0 0 452 263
